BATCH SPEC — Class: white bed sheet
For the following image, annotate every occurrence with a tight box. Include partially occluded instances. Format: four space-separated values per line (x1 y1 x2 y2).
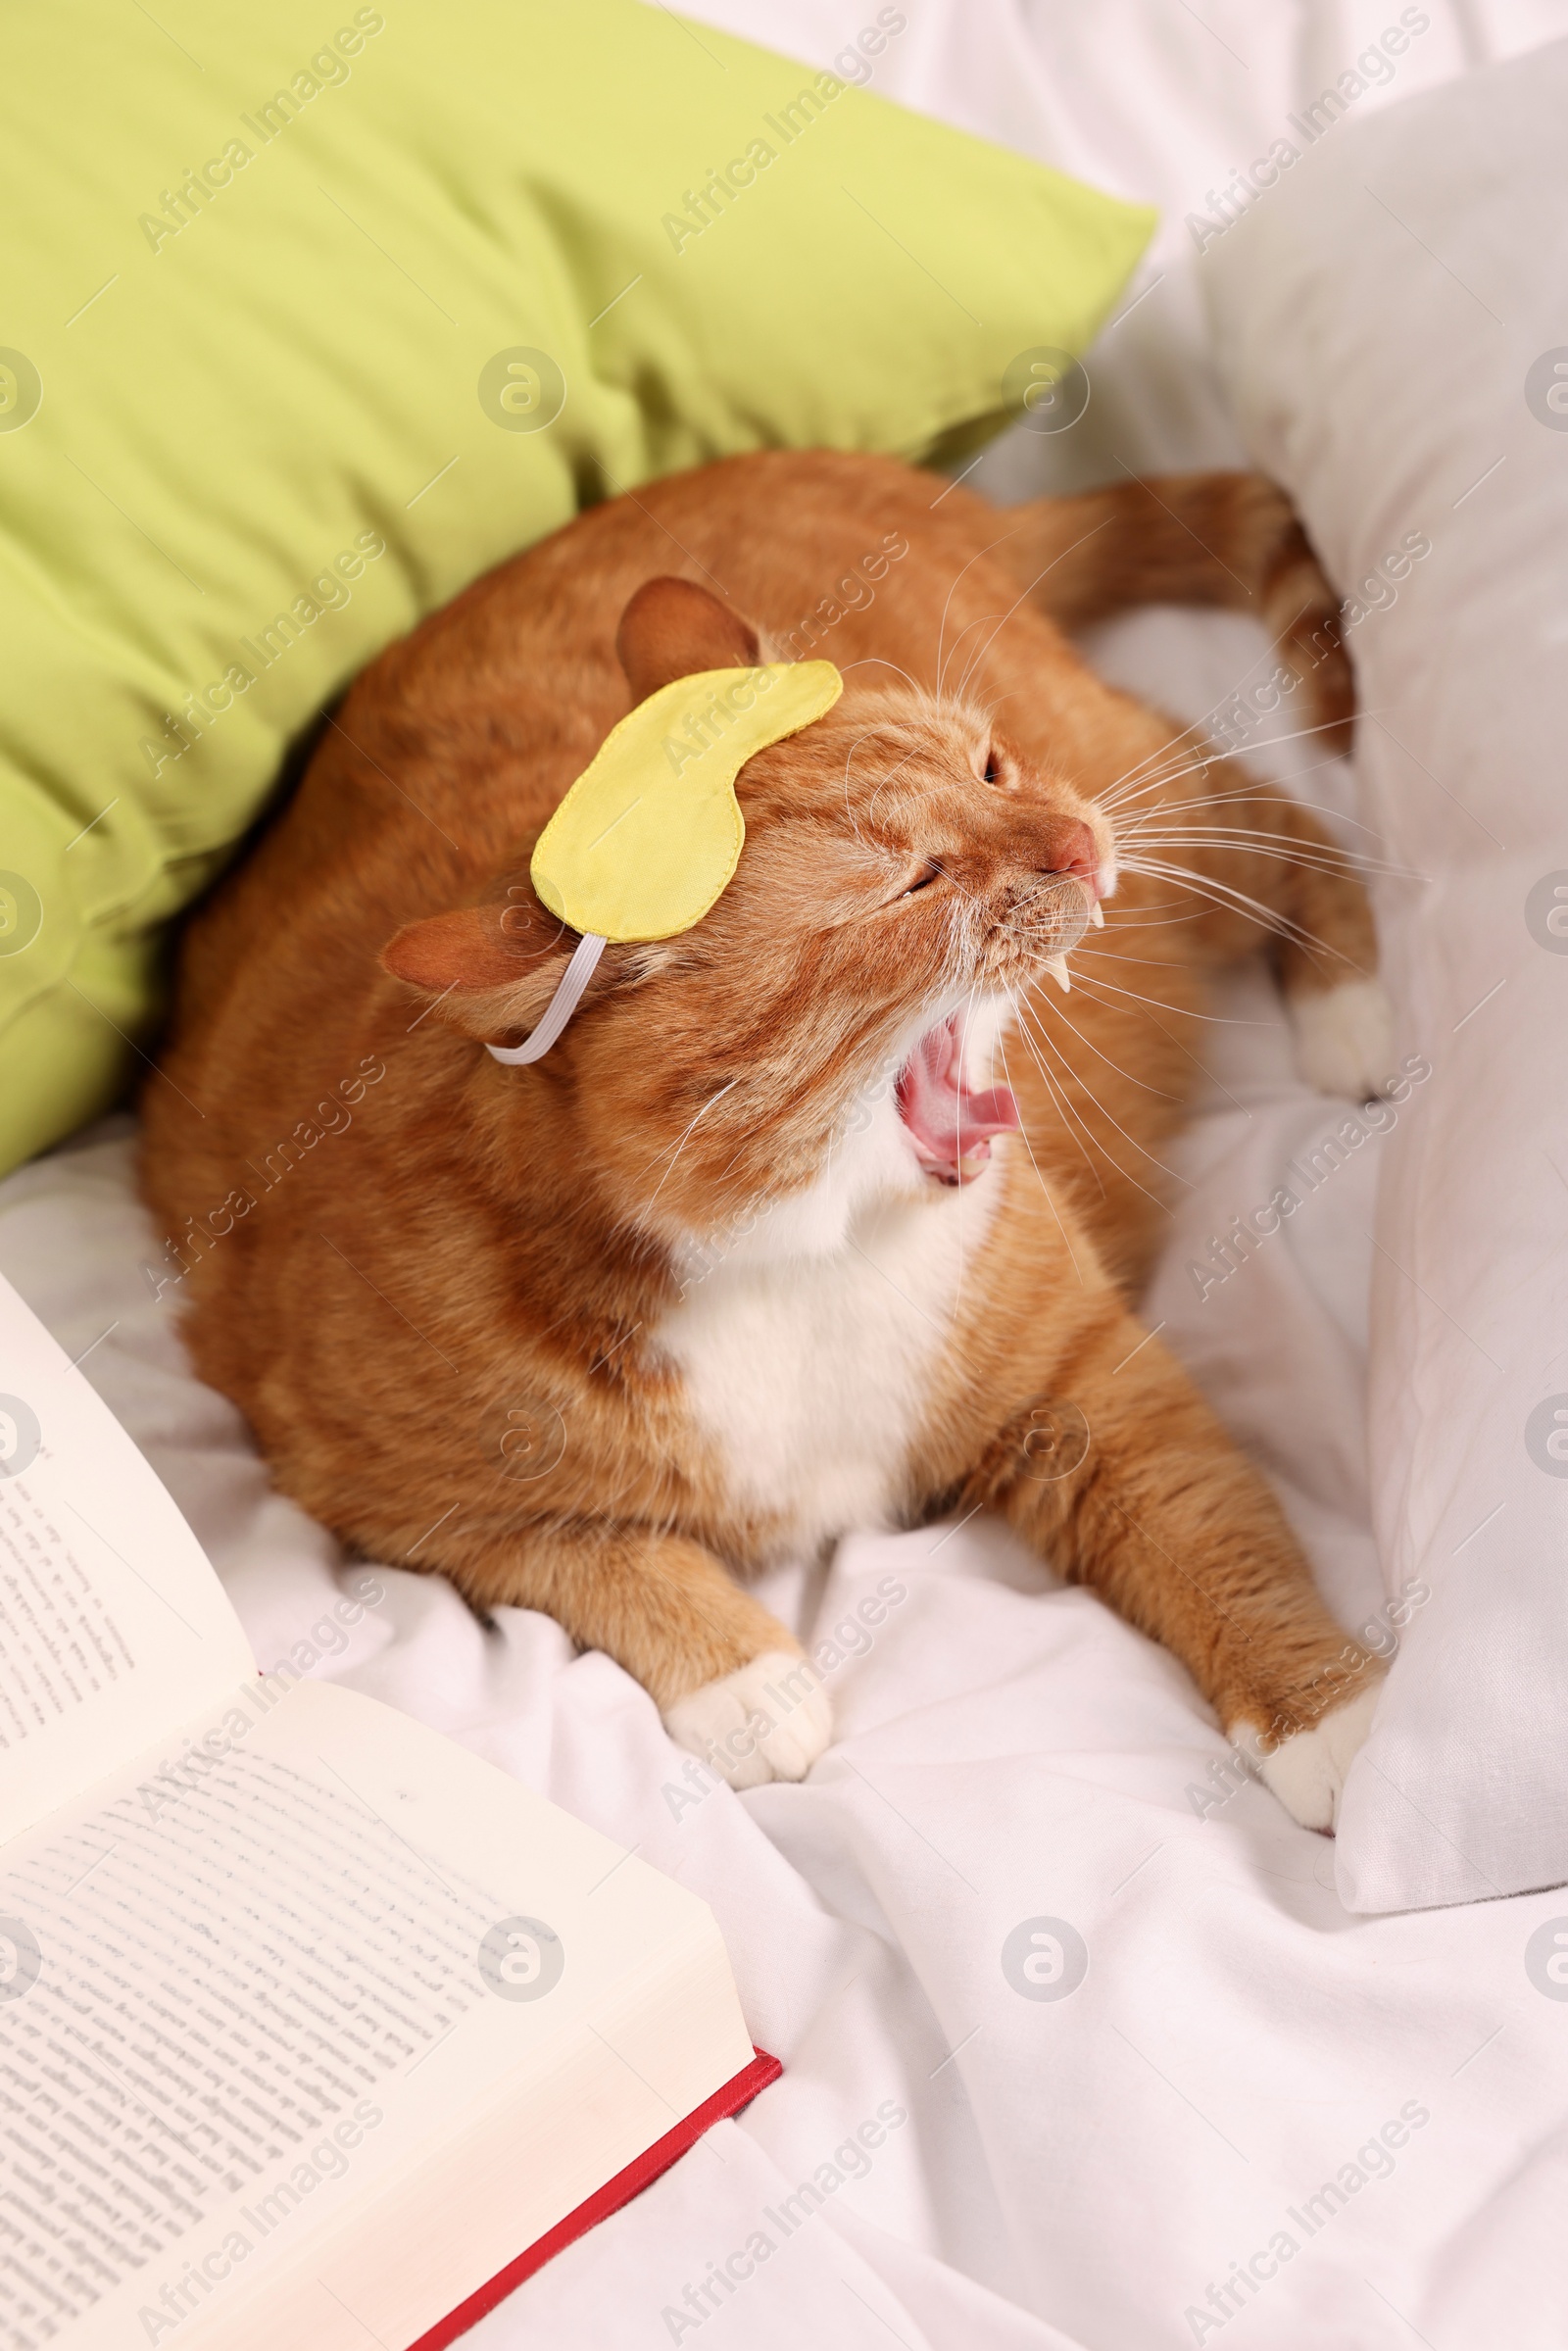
7 3 1568 2343
6 1117 1566 2351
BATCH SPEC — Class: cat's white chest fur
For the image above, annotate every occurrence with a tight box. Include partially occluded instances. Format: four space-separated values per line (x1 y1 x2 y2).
656 1079 1001 1558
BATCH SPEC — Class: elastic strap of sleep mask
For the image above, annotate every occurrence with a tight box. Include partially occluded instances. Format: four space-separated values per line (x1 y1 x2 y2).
484 932 606 1065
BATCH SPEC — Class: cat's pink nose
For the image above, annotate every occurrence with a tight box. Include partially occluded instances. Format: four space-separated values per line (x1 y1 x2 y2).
1039 819 1099 887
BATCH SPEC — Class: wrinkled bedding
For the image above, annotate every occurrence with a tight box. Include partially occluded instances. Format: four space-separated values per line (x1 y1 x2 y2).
6 4 1568 2343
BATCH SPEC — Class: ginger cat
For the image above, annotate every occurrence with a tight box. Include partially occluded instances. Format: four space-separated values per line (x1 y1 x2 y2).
141 451 1396 1831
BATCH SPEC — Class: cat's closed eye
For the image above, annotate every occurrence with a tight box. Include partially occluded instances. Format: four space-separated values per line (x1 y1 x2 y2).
875 858 946 909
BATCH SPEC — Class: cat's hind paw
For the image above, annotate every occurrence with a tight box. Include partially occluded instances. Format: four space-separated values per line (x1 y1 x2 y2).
663 1649 831 1789
1239 1681 1382 1833
1288 977 1395 1100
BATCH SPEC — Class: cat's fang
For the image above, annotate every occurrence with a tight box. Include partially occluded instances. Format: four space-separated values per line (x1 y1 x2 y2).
1088 901 1104 928
1046 955 1071 993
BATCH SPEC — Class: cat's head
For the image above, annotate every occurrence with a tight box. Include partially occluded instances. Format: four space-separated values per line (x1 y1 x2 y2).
384 576 1112 1256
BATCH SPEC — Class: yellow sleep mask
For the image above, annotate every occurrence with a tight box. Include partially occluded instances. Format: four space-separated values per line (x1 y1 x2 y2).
489 660 843 1065
532 660 843 940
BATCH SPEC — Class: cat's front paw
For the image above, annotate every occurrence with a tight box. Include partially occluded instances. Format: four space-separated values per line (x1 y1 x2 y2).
662 1649 832 1789
1288 977 1395 1099
1237 1681 1382 1833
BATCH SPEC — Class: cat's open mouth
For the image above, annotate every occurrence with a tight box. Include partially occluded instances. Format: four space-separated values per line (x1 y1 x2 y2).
895 1014 1019 1188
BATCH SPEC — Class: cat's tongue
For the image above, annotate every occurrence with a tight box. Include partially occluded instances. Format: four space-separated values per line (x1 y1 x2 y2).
896 1015 1019 1186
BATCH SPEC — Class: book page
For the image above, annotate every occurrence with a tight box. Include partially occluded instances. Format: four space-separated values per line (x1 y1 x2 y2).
0 1681 750 2351
0 1275 256 1842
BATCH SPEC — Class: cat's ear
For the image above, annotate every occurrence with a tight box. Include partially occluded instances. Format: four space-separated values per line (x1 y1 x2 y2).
616 576 760 703
381 900 584 1044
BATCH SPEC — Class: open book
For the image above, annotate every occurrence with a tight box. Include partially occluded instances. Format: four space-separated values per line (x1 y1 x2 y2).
0 1274 771 2350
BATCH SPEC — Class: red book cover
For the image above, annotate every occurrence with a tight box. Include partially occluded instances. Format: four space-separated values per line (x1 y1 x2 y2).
405 2048 782 2351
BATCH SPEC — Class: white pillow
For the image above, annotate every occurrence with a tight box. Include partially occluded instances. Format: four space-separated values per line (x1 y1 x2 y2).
1206 41 1568 1911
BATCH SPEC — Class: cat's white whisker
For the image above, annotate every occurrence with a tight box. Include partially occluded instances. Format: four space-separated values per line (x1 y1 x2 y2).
633 1075 744 1227
949 514 1113 700
1113 707 1357 788
933 521 1029 697
1096 710 1368 822
995 1017 1087 1283
838 654 927 701
1010 1014 1179 1216
1001 1004 1109 1200
946 612 1008 707
1122 840 1396 887
1116 855 1329 956
1095 730 1212 808
1013 971 1181 1102
1117 812 1411 873
1014 998 1190 1193
1066 967 1277 1026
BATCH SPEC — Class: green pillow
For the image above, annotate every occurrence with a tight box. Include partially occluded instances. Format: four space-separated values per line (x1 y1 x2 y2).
0 0 1152 1174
